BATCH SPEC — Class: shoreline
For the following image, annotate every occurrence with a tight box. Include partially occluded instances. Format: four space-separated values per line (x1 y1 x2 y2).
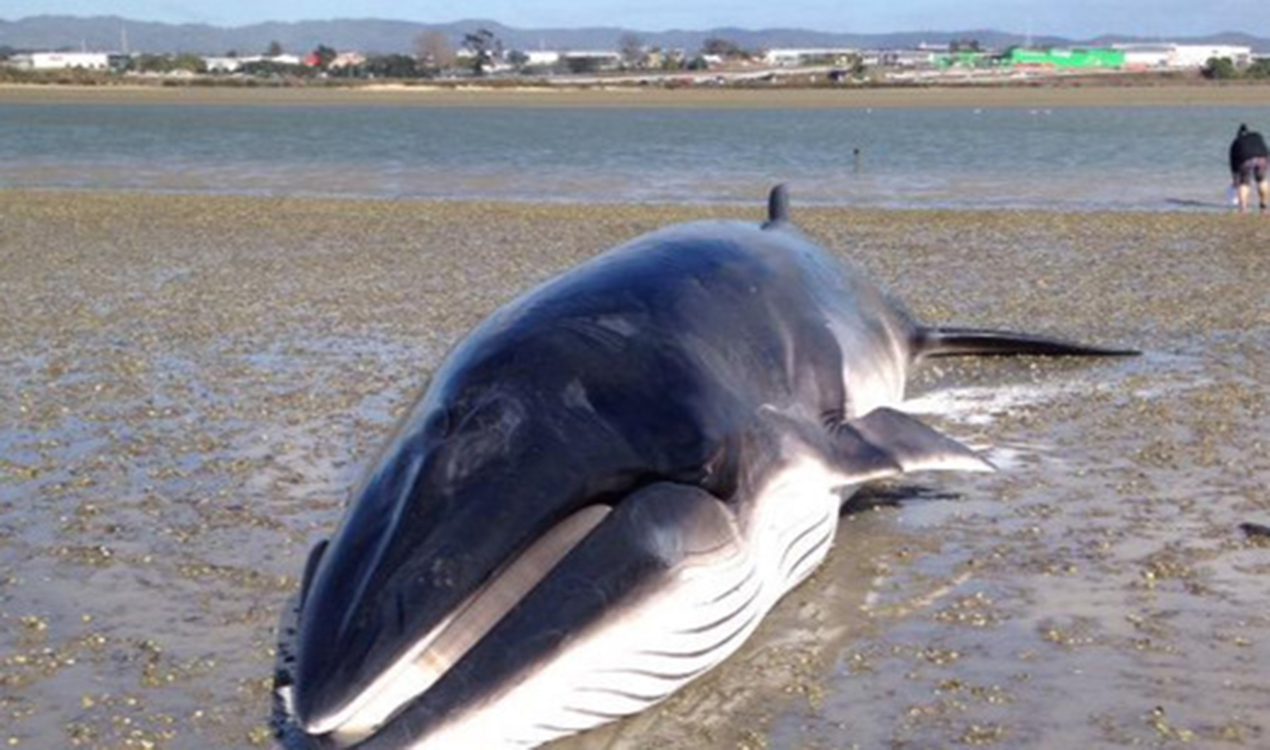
0 184 1244 217
3 80 1270 109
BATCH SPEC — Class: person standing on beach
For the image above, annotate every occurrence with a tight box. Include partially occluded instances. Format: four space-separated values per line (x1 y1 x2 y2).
1229 123 1269 214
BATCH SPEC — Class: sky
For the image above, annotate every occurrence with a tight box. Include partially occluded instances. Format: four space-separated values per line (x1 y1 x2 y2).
4 1 1268 40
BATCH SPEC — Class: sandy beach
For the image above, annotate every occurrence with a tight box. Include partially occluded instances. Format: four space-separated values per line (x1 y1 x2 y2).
1 189 1268 748
2 80 1269 109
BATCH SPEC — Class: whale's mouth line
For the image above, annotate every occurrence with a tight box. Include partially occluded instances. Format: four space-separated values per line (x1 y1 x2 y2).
304 505 613 743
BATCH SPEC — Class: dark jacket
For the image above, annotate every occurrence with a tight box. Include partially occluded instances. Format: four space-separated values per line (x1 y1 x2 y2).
1230 130 1269 172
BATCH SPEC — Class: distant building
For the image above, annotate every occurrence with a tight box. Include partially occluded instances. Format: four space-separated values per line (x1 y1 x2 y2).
1005 47 1126 69
202 56 242 73
869 49 938 68
1170 44 1251 68
1048 43 1262 70
1113 44 1174 69
328 52 366 70
520 50 561 67
234 53 304 66
763 48 858 67
12 52 127 70
561 51 622 69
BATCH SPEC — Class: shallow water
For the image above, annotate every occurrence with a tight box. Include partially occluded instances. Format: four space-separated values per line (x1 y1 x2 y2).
0 193 1268 748
3 102 1270 211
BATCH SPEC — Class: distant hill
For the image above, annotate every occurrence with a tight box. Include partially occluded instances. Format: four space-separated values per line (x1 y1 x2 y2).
1 15 1267 56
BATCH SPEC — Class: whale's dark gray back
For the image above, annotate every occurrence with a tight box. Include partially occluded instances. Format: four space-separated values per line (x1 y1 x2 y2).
280 186 1135 749
290 213 891 732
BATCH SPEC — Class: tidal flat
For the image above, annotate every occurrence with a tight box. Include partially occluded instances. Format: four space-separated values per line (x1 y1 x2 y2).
0 190 1267 748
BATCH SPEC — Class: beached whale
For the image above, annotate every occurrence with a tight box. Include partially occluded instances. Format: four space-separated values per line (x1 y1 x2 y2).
274 186 1133 749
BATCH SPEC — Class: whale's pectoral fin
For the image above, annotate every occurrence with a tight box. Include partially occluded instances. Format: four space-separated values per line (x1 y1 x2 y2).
447 483 744 673
830 407 994 482
406 484 750 744
494 483 743 640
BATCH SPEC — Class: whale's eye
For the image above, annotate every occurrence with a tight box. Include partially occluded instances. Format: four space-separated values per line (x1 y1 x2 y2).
424 407 454 441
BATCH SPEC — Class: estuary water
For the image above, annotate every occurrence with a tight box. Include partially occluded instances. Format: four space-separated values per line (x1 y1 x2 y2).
3 99 1268 210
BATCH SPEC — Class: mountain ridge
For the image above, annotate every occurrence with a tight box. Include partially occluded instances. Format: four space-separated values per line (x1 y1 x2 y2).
1 15 1265 56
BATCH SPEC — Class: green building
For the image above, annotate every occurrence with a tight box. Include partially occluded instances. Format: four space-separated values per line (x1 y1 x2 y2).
1005 47 1125 69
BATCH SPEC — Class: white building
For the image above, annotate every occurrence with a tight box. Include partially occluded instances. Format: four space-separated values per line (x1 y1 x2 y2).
1114 44 1173 68
763 48 858 67
505 50 621 71
520 50 561 67
230 53 304 67
1114 43 1253 69
1173 44 1252 68
18 52 115 70
202 56 242 73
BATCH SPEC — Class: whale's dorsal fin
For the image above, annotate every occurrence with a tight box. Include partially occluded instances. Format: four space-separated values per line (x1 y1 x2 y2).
763 184 790 229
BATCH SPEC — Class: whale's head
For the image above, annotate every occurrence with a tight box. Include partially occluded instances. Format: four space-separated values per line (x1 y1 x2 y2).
284 380 599 741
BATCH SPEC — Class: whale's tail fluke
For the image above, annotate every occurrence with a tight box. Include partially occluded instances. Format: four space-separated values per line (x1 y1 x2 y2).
915 327 1139 359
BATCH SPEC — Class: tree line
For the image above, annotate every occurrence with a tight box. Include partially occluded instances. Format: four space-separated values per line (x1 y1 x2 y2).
0 28 768 79
1202 56 1270 80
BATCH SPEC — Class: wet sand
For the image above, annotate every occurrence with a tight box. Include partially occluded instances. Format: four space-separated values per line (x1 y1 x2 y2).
2 81 1268 109
1 190 1268 748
